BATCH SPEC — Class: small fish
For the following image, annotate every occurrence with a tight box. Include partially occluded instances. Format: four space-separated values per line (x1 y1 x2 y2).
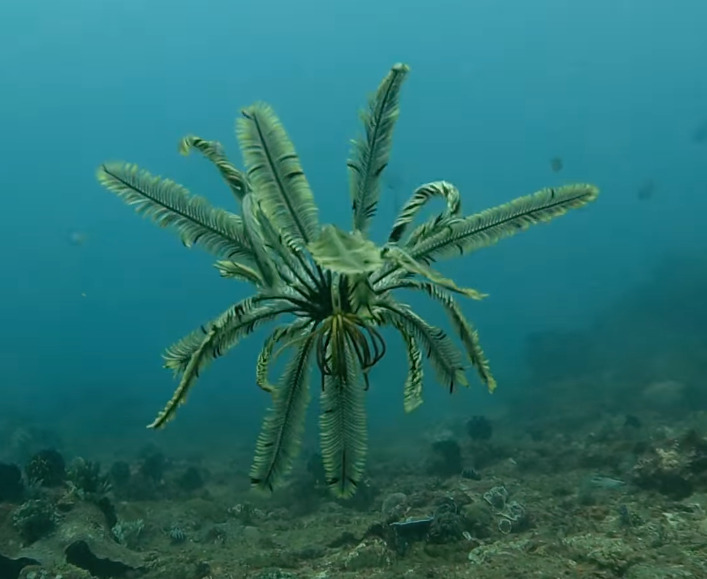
550 156 563 173
691 120 707 144
384 169 404 214
68 230 87 246
589 475 626 489
389 189 402 215
624 414 641 428
637 179 655 201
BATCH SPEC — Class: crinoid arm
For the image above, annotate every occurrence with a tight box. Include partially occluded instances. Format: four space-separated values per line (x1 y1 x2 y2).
399 327 424 413
382 245 486 300
317 319 369 498
178 135 249 203
149 297 296 429
411 183 599 264
240 193 278 288
374 300 468 393
213 259 264 285
348 63 410 234
379 279 496 393
97 162 254 262
237 102 320 252
255 319 315 394
387 180 462 244
250 330 317 494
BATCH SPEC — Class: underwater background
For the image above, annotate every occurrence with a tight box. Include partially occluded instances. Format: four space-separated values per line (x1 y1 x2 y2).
2 0 707 577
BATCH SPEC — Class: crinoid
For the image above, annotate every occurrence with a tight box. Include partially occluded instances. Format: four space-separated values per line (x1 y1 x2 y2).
97 63 598 497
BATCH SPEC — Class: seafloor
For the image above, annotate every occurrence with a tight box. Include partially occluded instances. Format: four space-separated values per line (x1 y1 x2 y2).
2 405 707 579
3 257 707 578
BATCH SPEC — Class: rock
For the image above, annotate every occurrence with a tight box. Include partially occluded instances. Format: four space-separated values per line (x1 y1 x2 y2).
380 492 407 520
626 563 695 578
0 463 24 502
632 430 707 499
0 554 39 579
563 533 640 574
342 538 391 571
641 380 687 412
242 525 261 542
4 501 144 577
253 570 298 579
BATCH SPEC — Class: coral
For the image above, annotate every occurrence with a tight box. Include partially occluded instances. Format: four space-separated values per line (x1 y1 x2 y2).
427 509 465 544
176 466 204 492
108 461 131 488
460 501 495 538
632 430 707 499
11 498 58 544
138 449 167 483
167 524 187 545
24 449 65 487
461 466 482 480
427 438 463 477
227 501 263 525
111 518 145 549
482 485 529 534
466 415 493 440
66 457 111 500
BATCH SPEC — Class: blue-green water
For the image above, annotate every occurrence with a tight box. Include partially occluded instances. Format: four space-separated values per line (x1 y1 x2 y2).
1 0 706 496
